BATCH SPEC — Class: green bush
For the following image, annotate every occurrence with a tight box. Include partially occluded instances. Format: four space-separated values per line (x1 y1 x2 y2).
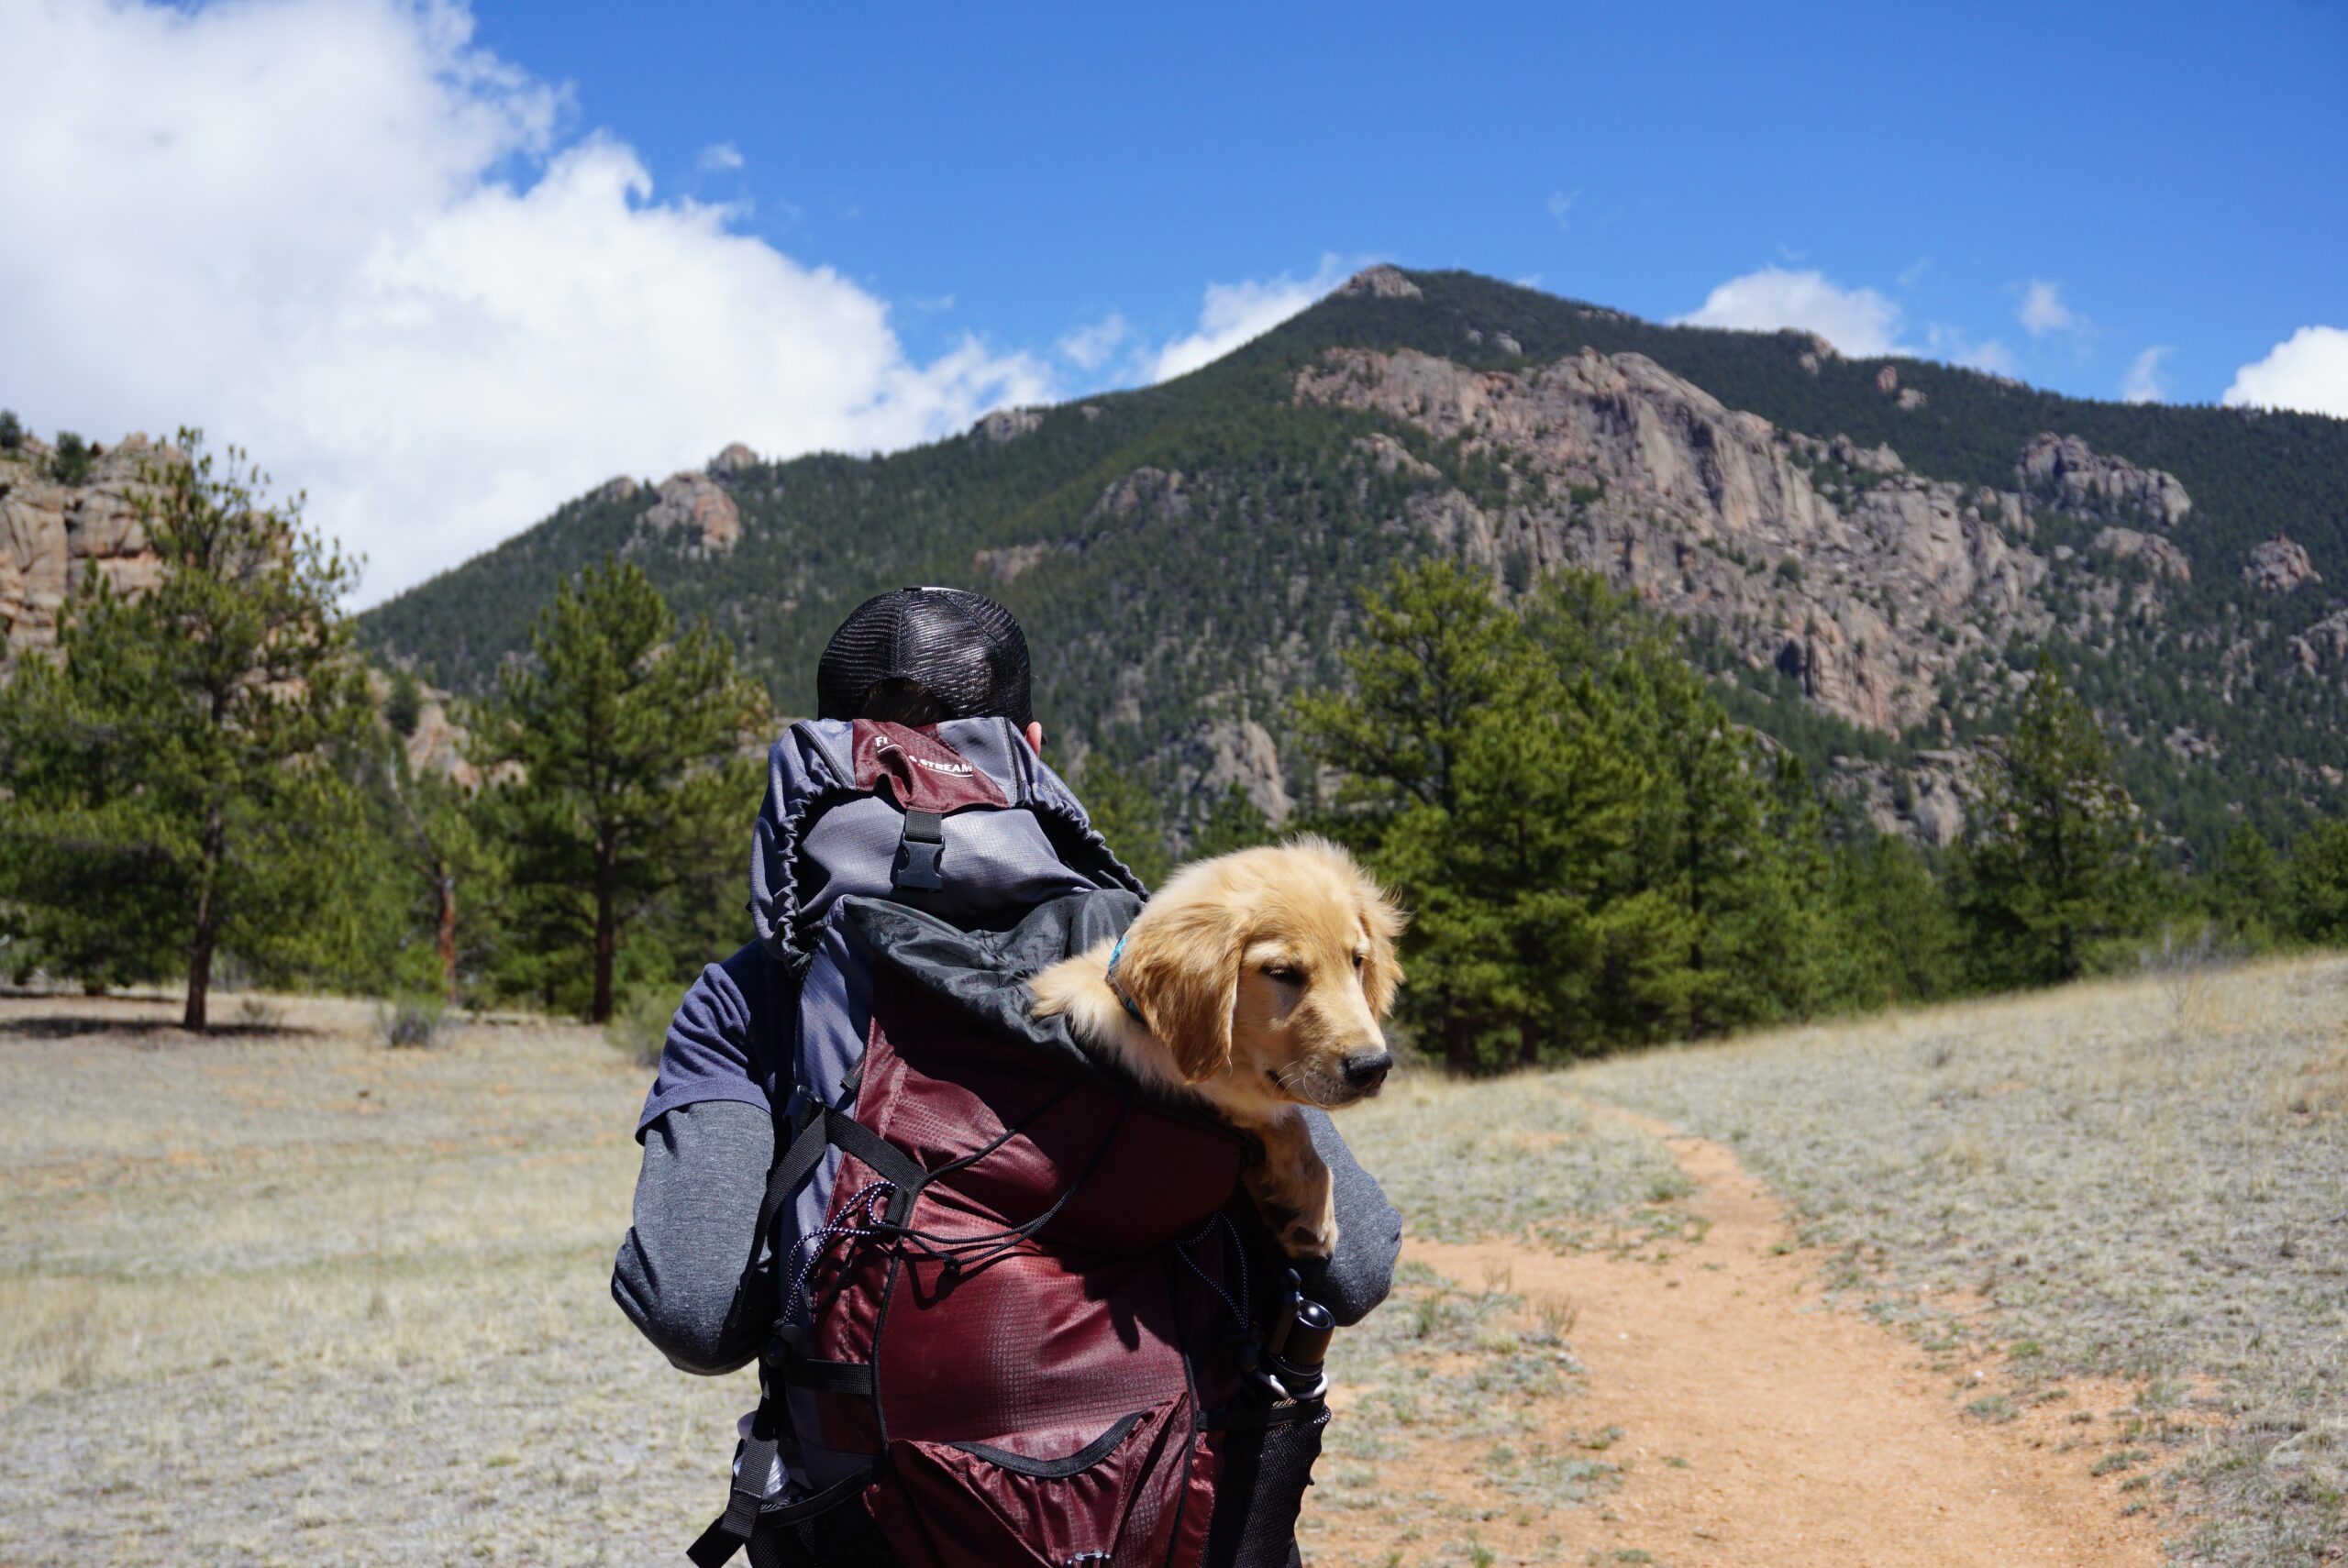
0 410 22 451
2289 819 2348 945
603 984 676 1067
385 667 424 738
50 432 93 486
376 992 452 1049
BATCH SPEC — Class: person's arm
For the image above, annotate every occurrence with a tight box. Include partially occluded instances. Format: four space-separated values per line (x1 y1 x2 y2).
614 1100 774 1374
611 944 789 1374
1293 1109 1401 1326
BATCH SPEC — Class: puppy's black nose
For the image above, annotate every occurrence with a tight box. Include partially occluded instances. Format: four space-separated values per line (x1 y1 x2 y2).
1341 1049 1394 1091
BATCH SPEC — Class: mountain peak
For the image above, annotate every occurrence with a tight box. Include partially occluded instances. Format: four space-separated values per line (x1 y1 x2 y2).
1335 265 1423 301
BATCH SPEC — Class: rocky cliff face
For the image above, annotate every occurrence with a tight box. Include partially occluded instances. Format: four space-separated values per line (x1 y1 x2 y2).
1294 346 2066 734
0 435 173 672
636 470 741 554
2017 433 2192 529
2246 535 2319 594
1276 347 2230 843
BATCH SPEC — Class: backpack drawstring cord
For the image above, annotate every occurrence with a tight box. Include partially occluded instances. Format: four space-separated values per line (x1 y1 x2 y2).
1175 1209 1251 1331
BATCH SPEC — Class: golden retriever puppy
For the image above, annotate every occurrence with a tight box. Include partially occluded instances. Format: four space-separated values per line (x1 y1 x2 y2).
1032 837 1405 1261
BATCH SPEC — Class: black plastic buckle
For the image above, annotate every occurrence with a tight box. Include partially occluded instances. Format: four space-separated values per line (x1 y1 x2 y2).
894 809 945 890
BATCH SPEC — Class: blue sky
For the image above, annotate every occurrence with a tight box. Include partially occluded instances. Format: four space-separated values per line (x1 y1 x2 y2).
470 1 2346 402
5 0 2343 602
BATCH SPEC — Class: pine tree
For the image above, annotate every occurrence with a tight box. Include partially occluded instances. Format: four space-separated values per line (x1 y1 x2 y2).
1190 783 1276 860
2288 819 2348 946
380 746 493 1002
1299 562 1731 1070
50 432 93 485
1292 559 1521 823
2211 820 2286 944
1072 756 1174 889
1829 834 1965 1005
1958 657 2149 986
0 431 371 1029
384 667 424 738
476 558 770 1021
1297 561 1540 1071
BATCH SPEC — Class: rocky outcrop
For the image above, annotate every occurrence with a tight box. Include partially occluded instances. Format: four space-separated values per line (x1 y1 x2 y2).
708 442 760 476
1294 346 2053 733
1336 266 1423 300
0 434 173 671
369 668 482 790
972 406 1045 443
2092 526 2191 583
637 471 741 553
1199 716 1294 823
1088 466 1190 526
972 541 1056 585
1352 433 1440 480
589 475 641 506
2290 609 2348 678
1790 333 1837 374
1830 749 1977 847
2245 536 2318 594
2016 434 2192 528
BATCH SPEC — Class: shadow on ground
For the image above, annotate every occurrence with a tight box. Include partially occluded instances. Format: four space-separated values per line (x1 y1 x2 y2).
0 1015 322 1042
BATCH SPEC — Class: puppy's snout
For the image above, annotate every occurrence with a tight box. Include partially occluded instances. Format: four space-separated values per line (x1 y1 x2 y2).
1340 1048 1394 1092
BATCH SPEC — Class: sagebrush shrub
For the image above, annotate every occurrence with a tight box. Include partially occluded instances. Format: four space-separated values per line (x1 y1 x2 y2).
377 993 451 1049
603 986 674 1067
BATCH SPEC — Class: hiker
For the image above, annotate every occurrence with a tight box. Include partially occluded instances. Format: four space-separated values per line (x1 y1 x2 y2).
612 586 1402 1568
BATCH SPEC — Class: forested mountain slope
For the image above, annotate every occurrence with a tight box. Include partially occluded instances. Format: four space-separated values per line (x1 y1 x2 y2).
353 268 2348 855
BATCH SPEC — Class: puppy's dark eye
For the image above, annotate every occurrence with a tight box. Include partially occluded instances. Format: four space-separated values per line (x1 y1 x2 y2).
1352 953 1366 971
1262 966 1301 984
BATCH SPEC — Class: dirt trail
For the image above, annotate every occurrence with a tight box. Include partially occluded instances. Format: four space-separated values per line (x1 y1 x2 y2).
1323 1108 2167 1567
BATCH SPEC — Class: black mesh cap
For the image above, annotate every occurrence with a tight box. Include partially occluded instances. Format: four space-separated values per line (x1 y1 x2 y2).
816 586 1035 728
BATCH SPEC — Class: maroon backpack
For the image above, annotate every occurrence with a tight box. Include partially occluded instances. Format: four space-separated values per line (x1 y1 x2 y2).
689 718 1329 1568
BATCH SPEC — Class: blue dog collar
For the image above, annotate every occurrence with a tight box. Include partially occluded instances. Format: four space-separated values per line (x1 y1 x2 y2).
1105 932 1146 1025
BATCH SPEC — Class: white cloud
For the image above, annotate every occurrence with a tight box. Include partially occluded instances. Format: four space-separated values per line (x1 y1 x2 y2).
1675 268 1905 358
2224 326 2348 418
1546 189 1579 231
696 141 744 172
2018 280 2079 337
1962 340 2018 375
2122 346 2173 404
0 0 1048 607
1057 313 1130 372
1150 255 1357 382
1923 323 2016 376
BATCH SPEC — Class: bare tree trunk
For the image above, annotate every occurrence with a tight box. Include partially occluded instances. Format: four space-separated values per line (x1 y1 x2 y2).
184 810 224 1032
592 847 617 1024
1444 1012 1477 1077
435 865 460 1003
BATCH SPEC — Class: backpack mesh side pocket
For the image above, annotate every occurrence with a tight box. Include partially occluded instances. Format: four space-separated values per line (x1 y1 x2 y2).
745 1472 899 1568
1201 1400 1331 1568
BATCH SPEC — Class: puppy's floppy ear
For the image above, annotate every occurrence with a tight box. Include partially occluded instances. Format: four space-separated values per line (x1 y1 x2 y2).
1116 890 1245 1083
1355 874 1408 1021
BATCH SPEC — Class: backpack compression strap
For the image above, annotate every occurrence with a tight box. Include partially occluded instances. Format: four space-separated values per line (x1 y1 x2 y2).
685 1453 882 1568
687 1103 929 1567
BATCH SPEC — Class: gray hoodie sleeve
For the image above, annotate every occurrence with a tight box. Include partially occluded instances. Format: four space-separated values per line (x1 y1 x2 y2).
1293 1107 1403 1326
612 1099 775 1375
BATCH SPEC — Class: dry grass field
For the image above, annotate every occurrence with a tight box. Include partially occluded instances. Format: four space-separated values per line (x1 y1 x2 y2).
0 991 748 1566
2 958 2342 1565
